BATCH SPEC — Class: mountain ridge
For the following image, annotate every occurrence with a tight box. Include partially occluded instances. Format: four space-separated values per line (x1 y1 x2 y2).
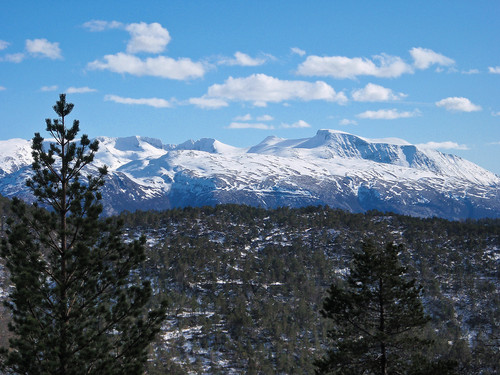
0 129 499 220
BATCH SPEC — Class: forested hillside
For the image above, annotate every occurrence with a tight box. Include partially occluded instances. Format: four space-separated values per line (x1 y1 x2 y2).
118 205 499 374
0 194 13 349
1 203 499 373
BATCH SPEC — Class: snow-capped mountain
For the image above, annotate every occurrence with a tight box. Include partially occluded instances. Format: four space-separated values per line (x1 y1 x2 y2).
1 129 499 220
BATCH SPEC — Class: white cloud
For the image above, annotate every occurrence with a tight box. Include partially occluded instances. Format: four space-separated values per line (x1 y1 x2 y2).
83 21 171 54
291 47 306 56
0 40 9 50
228 122 274 130
280 120 311 129
488 66 500 74
357 108 421 120
66 86 97 94
231 114 274 121
3 53 25 63
88 52 206 80
410 47 454 70
125 22 171 54
0 86 6 91
105 94 172 108
257 114 274 121
491 111 500 117
352 83 406 102
219 52 269 66
297 53 412 79
435 97 482 112
340 119 357 126
188 96 228 109
462 69 479 74
26 39 62 59
233 114 252 121
417 141 469 150
82 20 123 32
205 73 347 106
41 85 58 92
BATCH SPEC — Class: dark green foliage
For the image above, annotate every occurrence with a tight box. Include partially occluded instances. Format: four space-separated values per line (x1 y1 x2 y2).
0 195 13 348
117 205 498 374
315 241 444 374
0 95 166 375
1 188 499 372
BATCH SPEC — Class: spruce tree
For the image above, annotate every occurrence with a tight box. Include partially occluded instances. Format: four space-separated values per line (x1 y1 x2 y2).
315 241 443 375
0 94 167 375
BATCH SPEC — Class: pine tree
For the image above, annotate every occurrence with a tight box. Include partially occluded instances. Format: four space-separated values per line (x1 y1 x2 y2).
315 241 445 375
0 94 167 375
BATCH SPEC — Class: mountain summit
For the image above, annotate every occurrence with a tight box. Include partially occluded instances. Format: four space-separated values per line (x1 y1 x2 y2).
0 130 499 220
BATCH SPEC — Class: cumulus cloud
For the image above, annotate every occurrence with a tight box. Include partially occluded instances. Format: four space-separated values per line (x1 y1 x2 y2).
218 52 270 66
82 20 123 32
280 120 311 128
105 94 172 108
188 96 228 109
297 48 455 79
40 85 58 92
0 40 9 50
352 83 407 102
66 86 97 94
3 53 25 63
233 114 252 121
491 111 500 117
227 122 274 130
83 20 171 54
88 52 206 80
125 22 171 54
86 21 206 80
435 97 482 112
462 69 479 74
417 141 469 150
257 114 274 121
291 47 306 56
26 39 62 59
0 86 6 91
410 47 454 70
297 53 412 79
488 66 500 74
340 119 357 125
231 114 274 122
205 73 347 106
357 108 421 120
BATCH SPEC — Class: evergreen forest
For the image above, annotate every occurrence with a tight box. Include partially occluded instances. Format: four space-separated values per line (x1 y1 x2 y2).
0 199 499 373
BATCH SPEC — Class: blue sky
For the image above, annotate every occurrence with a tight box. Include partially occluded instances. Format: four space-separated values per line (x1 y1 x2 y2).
1 1 500 174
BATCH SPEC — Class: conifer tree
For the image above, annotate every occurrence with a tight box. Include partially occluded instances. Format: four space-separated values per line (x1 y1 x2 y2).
0 94 167 375
315 241 449 375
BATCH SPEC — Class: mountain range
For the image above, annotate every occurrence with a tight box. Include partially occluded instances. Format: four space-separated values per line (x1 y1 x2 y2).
0 129 499 220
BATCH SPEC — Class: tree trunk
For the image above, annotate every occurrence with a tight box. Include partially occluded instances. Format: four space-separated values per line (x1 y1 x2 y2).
59 118 68 375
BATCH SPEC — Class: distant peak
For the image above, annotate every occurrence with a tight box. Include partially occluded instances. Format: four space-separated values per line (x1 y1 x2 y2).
97 136 164 151
138 136 164 149
261 135 287 143
175 138 240 154
314 129 411 147
177 138 218 152
316 129 351 136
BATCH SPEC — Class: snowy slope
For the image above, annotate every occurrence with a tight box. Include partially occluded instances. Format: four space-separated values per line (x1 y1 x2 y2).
0 139 33 177
249 130 499 185
0 129 499 219
93 136 168 170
